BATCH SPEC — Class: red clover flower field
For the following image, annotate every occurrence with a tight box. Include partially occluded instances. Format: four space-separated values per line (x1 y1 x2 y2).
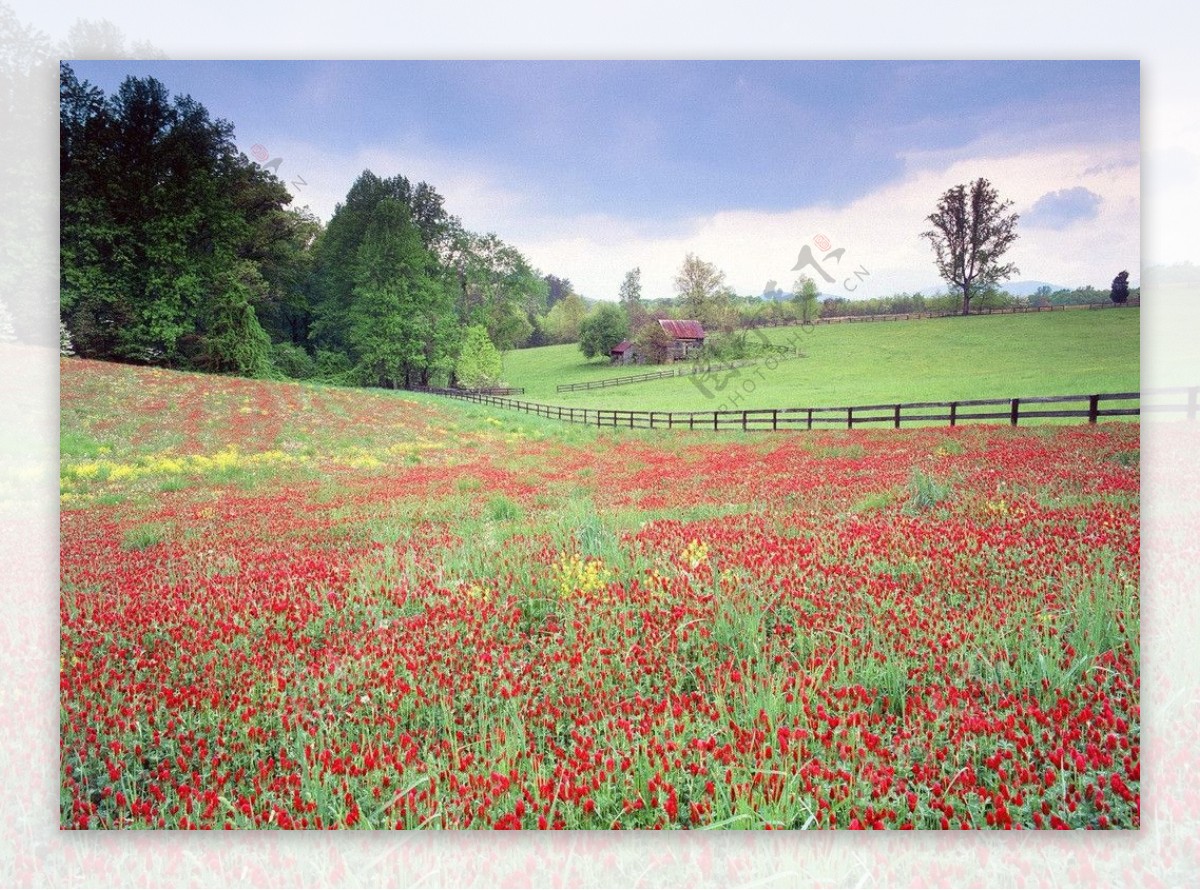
59 359 1139 830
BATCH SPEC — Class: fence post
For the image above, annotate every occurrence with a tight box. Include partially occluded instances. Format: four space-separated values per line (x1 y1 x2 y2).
1010 398 1020 426
1190 387 1198 421
807 409 813 431
742 410 748 431
713 413 718 432
772 409 778 432
1088 394 1099 424
950 402 957 427
689 414 695 431
894 404 901 429
847 407 853 429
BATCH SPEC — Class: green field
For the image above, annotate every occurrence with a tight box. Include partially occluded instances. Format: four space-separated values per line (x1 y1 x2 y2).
500 310 1140 412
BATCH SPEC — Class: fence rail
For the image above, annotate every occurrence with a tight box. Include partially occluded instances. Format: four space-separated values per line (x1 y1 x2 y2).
556 355 794 393
744 300 1139 330
408 385 524 396
410 387 1183 432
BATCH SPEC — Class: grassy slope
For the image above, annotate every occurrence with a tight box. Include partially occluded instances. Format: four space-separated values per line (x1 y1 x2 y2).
501 310 1140 412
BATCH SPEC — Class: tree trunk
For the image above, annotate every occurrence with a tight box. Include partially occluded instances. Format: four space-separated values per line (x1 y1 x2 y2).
961 286 971 316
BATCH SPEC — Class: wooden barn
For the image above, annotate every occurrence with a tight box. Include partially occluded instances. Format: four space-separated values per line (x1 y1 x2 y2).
658 319 707 360
610 340 637 365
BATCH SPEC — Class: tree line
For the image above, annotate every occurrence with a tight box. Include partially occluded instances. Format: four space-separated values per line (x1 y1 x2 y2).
60 63 558 389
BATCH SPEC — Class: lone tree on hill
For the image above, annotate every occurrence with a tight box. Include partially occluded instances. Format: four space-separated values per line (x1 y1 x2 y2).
921 178 1020 316
1110 270 1131 304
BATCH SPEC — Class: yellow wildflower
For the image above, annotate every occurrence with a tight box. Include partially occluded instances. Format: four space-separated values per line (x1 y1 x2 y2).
681 539 709 569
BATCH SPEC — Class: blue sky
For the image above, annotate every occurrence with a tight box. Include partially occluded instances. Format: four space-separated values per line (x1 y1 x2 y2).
66 60 1141 299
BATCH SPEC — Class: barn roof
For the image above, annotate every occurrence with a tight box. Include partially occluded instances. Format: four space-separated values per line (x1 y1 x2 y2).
658 319 706 340
611 340 632 353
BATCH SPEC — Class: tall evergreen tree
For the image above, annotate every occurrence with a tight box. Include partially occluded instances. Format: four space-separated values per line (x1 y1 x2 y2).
1110 270 1130 304
544 274 573 309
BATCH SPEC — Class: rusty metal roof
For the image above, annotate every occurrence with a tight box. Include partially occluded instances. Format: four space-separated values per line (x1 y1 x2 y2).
611 340 632 353
658 319 706 340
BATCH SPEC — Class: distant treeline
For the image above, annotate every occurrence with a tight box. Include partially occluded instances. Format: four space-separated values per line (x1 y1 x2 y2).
59 63 570 388
799 284 1138 321
585 284 1139 336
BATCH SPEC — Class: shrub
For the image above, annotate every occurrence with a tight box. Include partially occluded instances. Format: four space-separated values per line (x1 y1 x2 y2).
271 342 316 379
313 349 355 384
632 321 675 364
59 319 75 355
903 469 952 514
122 523 169 551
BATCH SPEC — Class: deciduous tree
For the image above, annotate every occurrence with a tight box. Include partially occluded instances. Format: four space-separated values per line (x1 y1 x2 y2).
921 178 1019 316
59 63 298 370
619 266 652 333
673 254 727 324
455 324 503 388
791 275 820 324
347 199 455 388
540 292 588 344
579 303 629 360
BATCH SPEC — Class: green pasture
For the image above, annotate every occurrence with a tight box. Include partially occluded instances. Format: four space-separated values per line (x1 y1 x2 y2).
500 310 1140 413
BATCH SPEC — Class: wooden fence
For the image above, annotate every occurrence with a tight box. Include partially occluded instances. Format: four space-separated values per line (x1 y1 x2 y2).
408 385 524 396
409 388 1180 432
745 300 1139 330
556 357 787 393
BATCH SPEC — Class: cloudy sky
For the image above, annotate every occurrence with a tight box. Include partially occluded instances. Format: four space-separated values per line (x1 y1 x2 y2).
68 60 1140 301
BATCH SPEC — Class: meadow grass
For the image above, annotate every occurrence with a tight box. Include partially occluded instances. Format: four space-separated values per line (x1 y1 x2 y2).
500 310 1139 411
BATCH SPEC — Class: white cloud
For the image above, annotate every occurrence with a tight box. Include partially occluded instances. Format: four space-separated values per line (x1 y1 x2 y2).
516 142 1140 299
268 137 1140 300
